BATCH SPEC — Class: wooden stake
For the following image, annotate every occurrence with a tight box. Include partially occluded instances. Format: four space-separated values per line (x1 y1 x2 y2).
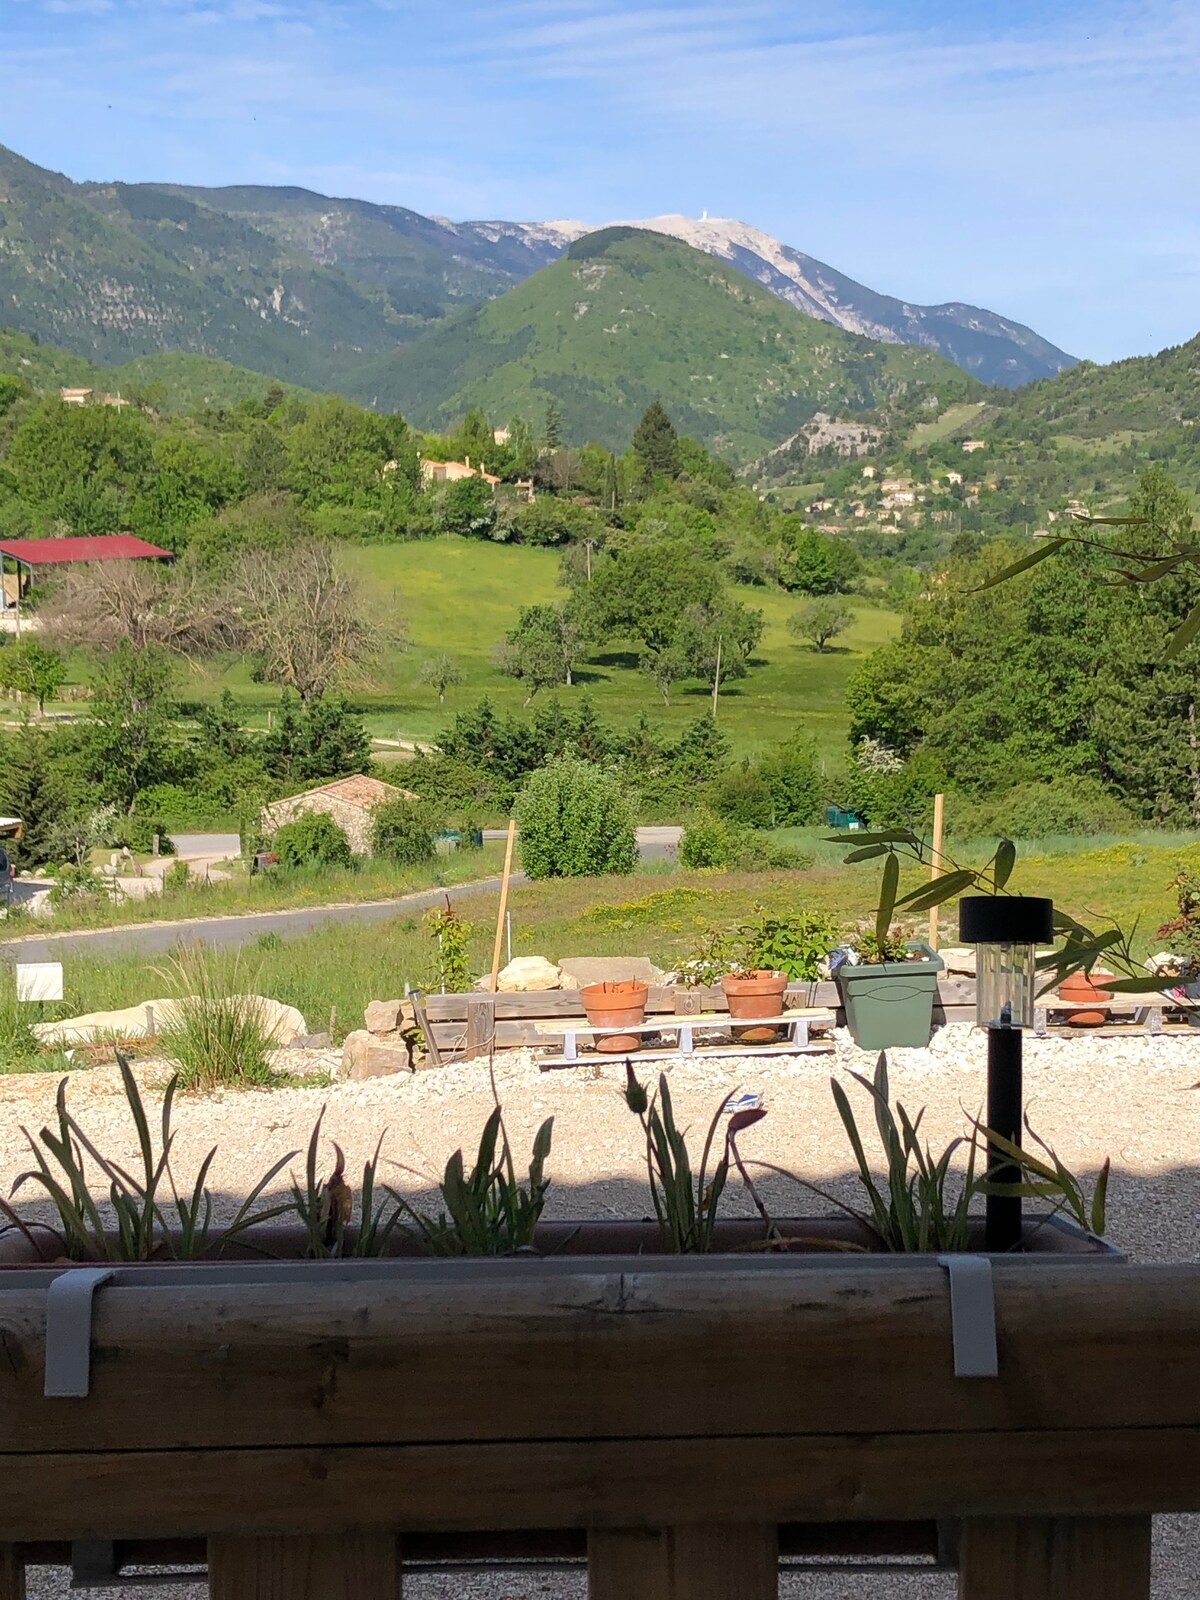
929 791 945 952
489 818 517 993
711 635 722 719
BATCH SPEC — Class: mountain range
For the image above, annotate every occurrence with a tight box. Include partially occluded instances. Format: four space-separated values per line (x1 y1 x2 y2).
0 143 1073 398
343 227 975 461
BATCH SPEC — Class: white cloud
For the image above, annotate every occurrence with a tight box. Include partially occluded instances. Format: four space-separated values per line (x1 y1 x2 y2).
3 0 1198 357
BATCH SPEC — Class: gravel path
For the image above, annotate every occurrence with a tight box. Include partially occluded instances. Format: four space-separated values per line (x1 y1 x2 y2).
7 1023 1199 1599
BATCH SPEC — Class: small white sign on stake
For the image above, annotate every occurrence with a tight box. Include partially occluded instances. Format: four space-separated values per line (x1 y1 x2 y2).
16 962 64 1003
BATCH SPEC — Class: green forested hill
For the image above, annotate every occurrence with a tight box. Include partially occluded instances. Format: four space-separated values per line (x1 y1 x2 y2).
346 228 978 461
0 146 407 386
0 329 313 414
912 333 1200 514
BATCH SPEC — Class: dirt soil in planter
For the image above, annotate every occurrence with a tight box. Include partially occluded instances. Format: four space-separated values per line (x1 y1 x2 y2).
5 1022 1200 1600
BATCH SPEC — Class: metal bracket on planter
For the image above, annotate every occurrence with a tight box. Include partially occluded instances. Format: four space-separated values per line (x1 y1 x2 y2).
937 1254 999 1378
44 1267 113 1398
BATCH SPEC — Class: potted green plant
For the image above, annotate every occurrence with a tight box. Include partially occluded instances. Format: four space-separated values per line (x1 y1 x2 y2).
834 927 945 1050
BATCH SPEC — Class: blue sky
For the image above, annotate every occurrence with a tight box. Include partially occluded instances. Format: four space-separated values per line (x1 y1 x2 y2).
3 0 1198 363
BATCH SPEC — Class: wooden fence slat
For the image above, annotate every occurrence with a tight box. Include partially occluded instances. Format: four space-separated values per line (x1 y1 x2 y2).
958 1516 1152 1599
0 1546 24 1600
3 1431 1196 1541
4 1265 1199 1455
209 1534 401 1600
589 1527 777 1599
463 994 494 1060
421 979 977 1022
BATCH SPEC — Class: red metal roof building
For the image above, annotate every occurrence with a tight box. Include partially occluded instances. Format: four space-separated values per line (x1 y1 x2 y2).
0 535 172 566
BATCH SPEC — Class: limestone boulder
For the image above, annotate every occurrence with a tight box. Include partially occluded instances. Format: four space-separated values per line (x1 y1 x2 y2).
341 1029 413 1080
557 956 666 990
364 998 404 1035
474 956 562 993
35 996 307 1048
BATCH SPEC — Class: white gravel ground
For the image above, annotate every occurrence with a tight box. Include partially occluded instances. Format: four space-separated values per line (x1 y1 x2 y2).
6 1023 1199 1599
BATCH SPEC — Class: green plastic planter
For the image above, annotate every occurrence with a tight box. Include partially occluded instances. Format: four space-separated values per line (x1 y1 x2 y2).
837 942 945 1050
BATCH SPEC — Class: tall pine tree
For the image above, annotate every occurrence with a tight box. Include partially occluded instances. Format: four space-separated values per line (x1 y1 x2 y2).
632 401 681 482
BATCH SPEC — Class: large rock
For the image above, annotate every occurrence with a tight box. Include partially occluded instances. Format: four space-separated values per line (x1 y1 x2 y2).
341 1029 412 1080
557 956 667 990
475 956 562 993
364 998 404 1034
35 996 307 1047
937 947 977 978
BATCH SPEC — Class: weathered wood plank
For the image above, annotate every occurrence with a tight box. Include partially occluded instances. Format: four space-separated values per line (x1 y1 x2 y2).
1 1264 1194 1453
0 1546 24 1600
0 1431 1195 1541
422 980 975 1022
463 994 494 1061
209 1534 401 1600
589 1526 777 1599
958 1516 1152 1599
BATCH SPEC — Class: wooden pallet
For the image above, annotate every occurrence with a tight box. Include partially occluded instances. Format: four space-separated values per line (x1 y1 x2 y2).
1033 990 1199 1038
420 980 979 1057
535 1008 836 1071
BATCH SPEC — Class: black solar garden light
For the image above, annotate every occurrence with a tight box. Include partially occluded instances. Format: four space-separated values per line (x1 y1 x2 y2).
958 895 1055 1254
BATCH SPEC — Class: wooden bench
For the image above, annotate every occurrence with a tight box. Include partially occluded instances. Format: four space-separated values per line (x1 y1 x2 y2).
534 1007 836 1069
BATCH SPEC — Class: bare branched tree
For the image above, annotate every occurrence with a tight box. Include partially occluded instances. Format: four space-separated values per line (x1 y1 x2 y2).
228 541 403 702
40 559 239 657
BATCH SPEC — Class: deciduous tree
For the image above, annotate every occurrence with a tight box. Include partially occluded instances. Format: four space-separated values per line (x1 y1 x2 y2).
790 598 853 652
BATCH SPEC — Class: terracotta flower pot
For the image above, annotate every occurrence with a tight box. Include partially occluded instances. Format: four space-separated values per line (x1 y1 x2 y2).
580 979 648 1053
721 969 787 1043
1058 970 1114 1028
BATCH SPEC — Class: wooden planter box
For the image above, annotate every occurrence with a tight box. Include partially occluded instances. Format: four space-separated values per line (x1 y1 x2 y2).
0 1221 1190 1600
0 1212 1118 1266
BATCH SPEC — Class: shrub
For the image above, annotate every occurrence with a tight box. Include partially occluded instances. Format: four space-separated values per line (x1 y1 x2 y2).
370 798 434 866
515 756 637 879
112 814 177 856
760 735 825 826
709 765 774 829
681 811 811 873
271 812 354 869
948 776 1136 839
730 833 813 872
679 808 737 869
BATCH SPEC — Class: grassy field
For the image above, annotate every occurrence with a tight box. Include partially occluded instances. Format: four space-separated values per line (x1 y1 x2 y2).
15 539 899 762
909 400 987 447
203 539 901 761
39 834 1200 1041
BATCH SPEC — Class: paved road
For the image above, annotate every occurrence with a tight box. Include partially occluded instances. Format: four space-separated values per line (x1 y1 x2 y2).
0 827 680 963
484 825 682 861
0 875 527 963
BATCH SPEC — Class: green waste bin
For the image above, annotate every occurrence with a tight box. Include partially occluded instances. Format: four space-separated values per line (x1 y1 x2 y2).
836 943 944 1050
825 806 867 830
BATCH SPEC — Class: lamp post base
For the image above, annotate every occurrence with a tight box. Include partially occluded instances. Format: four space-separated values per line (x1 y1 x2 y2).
985 1024 1023 1253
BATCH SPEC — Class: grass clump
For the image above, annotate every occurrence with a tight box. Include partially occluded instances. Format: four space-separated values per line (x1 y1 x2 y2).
396 1095 554 1256
157 947 276 1091
623 1065 765 1253
0 1053 294 1262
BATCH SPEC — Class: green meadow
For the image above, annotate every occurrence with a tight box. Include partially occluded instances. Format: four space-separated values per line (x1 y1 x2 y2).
203 538 901 761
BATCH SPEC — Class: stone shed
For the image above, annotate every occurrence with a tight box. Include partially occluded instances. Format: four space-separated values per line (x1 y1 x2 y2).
262 774 416 855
